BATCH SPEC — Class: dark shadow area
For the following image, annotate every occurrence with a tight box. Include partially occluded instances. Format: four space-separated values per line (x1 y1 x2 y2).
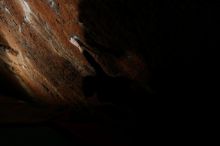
0 62 30 100
0 125 77 146
78 0 206 97
78 0 208 145
82 49 148 107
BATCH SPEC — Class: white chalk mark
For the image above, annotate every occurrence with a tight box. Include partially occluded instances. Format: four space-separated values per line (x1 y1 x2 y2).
18 25 22 33
48 0 55 8
69 37 83 53
5 7 11 14
18 0 32 23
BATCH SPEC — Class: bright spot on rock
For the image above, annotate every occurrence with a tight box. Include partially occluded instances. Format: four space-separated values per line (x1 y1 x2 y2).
69 37 83 53
5 7 11 14
18 0 32 22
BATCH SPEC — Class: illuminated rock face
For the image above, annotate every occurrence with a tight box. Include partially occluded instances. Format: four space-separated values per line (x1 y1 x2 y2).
0 0 95 104
0 0 148 105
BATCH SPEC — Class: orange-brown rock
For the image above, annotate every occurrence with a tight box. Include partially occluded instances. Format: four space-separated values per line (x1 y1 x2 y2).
0 1 208 145
0 0 148 105
0 0 90 105
0 0 205 107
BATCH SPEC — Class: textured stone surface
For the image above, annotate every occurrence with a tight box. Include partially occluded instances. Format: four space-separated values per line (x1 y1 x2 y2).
1 0 205 106
0 1 208 145
0 0 95 105
0 0 148 105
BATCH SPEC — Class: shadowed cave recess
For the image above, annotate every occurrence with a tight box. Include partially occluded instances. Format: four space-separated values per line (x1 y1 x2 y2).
0 0 209 145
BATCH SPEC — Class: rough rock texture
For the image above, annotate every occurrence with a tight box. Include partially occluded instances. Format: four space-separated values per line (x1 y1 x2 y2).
0 0 89 105
0 0 206 107
0 0 148 105
0 1 209 145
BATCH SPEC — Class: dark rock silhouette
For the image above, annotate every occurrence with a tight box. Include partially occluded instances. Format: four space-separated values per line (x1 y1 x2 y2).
78 0 205 96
